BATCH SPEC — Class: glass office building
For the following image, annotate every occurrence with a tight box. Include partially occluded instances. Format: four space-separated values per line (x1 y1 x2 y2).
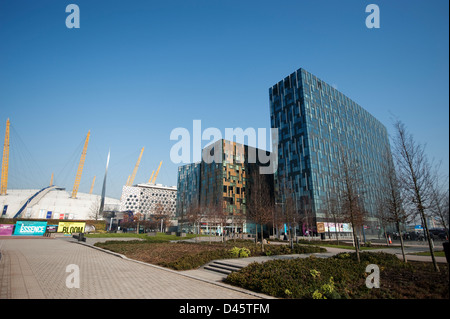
269 68 391 233
176 139 274 234
176 162 201 219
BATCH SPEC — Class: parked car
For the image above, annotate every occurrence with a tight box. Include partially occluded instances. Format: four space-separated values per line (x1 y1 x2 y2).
429 228 448 240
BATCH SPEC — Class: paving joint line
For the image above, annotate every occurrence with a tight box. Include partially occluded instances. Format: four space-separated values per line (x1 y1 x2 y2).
72 240 275 299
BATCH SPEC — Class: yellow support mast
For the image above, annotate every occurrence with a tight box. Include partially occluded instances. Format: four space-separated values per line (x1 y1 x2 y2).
127 147 144 186
50 172 54 186
148 170 155 183
1 118 10 195
71 131 90 199
89 176 96 194
151 161 163 184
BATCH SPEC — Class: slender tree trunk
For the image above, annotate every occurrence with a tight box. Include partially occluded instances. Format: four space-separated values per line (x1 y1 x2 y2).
396 221 407 263
420 208 439 271
260 223 265 252
350 217 360 263
334 219 339 244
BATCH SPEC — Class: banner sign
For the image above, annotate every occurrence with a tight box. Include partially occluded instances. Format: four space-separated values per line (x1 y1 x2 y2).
316 222 325 233
13 221 47 236
324 222 352 233
0 224 14 236
46 225 58 233
57 222 86 234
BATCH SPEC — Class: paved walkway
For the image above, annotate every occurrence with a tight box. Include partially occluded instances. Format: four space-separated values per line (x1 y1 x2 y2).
0 238 269 299
1 237 446 299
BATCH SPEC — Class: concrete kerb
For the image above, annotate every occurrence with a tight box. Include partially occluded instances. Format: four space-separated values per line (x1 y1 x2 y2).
72 240 276 299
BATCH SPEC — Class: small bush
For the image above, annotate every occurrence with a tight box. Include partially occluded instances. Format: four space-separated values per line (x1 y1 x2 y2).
229 247 251 258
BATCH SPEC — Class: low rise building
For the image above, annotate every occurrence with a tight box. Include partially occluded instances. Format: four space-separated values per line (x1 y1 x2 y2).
120 183 177 226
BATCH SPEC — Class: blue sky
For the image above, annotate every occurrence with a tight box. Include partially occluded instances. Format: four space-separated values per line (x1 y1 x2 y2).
0 0 448 199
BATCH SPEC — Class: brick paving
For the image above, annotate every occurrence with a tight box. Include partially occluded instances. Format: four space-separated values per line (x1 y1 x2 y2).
0 238 266 299
1 237 446 300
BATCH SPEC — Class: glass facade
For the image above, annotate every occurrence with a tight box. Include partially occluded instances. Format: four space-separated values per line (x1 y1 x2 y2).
176 139 274 232
270 68 391 228
176 162 201 219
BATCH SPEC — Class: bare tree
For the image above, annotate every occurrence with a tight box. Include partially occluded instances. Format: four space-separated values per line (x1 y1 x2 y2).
154 203 171 232
380 147 408 262
247 168 274 252
393 120 439 271
323 190 343 243
375 194 391 245
278 177 299 249
430 175 449 239
230 208 245 240
216 203 229 243
338 149 366 263
186 203 202 240
271 201 284 240
205 199 223 242
88 197 102 220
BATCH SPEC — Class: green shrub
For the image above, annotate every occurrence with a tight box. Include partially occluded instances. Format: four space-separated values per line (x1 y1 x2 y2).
229 247 251 258
161 249 234 270
310 269 320 278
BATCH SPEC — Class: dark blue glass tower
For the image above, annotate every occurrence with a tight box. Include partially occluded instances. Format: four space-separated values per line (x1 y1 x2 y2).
270 68 391 233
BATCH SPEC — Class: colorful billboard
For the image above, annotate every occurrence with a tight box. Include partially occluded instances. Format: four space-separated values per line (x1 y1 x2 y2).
324 222 352 233
13 221 48 236
0 224 14 236
57 222 86 234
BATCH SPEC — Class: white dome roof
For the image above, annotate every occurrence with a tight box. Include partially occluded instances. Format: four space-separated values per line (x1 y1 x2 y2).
0 187 120 220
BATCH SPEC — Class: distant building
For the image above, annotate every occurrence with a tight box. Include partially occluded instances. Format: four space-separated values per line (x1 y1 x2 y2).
176 139 274 234
176 162 201 218
120 183 177 222
269 68 391 234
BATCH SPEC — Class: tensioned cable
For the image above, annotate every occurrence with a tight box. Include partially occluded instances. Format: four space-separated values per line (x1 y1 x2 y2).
9 125 47 190
53 137 85 191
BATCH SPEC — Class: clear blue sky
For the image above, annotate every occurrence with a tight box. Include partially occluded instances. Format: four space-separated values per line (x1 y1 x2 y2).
0 0 448 199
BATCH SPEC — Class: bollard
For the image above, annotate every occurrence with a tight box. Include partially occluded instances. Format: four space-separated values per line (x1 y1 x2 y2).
78 232 86 242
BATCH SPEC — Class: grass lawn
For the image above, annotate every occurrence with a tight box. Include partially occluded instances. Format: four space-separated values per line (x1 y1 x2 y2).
85 232 201 242
296 239 384 250
314 243 381 250
94 239 326 270
410 250 446 257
